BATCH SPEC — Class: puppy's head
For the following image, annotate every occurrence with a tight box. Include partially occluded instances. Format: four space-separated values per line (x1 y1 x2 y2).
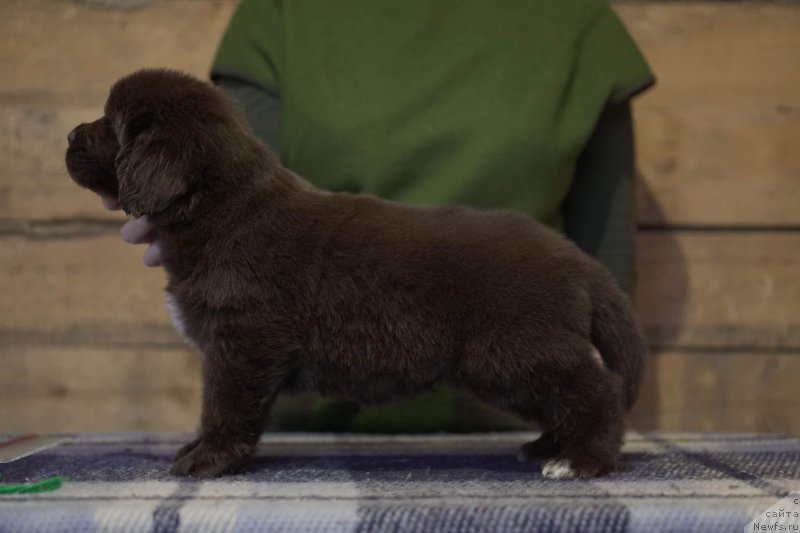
66 69 245 218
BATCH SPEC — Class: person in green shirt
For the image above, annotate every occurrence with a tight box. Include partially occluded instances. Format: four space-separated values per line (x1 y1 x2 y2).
105 0 653 433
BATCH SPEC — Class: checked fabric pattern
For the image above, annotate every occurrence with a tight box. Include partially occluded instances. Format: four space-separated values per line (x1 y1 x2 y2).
1 432 799 532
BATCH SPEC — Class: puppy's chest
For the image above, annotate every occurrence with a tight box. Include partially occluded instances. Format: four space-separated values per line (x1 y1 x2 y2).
165 292 200 351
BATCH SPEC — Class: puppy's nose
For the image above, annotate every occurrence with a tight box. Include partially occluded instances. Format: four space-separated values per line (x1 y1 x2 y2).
67 127 78 145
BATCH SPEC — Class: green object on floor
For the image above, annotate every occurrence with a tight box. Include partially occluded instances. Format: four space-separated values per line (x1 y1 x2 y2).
0 475 63 494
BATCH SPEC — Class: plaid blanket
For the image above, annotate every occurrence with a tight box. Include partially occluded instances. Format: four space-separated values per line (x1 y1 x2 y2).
1 432 798 532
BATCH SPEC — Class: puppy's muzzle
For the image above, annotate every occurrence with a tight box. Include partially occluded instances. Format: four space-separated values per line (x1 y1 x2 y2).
64 119 120 199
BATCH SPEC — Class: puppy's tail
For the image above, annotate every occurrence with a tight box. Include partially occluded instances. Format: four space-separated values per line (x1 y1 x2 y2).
589 281 647 411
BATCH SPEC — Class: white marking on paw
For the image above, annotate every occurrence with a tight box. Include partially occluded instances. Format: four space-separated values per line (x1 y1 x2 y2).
542 459 577 479
589 343 604 367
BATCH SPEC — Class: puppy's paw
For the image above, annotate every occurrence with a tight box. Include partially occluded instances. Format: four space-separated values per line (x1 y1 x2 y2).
541 454 616 479
174 437 202 462
170 439 253 478
541 459 578 479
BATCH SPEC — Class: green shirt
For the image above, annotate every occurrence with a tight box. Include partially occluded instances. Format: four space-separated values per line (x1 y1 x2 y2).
213 0 652 228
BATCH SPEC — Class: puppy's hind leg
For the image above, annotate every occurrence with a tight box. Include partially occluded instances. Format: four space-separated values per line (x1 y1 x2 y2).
171 345 291 478
536 359 625 479
462 340 625 478
518 344 607 463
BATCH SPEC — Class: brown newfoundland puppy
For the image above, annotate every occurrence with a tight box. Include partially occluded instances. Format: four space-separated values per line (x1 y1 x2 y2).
65 69 646 479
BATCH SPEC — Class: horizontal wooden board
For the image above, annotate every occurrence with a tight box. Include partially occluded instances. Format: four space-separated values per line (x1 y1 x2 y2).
0 104 107 219
616 3 800 108
1 232 798 349
0 234 177 344
634 105 800 227
1 345 797 434
2 1 794 106
616 3 800 225
629 350 800 436
635 232 800 349
3 100 799 225
1 1 798 224
0 0 236 105
0 345 201 432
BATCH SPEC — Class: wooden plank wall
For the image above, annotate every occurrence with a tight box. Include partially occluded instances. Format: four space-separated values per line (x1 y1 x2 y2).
1 0 798 434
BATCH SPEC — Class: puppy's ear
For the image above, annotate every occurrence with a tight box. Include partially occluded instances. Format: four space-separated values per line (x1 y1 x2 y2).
115 117 196 217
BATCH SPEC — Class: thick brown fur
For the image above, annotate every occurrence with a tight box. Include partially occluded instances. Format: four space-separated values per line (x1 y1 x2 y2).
65 69 647 479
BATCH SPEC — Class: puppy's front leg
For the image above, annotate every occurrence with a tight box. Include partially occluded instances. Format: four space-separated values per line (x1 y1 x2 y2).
170 348 285 478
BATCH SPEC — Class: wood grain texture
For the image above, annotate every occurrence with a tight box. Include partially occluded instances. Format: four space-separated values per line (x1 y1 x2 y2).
0 345 200 432
636 232 800 349
0 104 105 219
616 3 800 225
0 0 236 104
0 235 176 345
617 3 799 108
634 105 800 227
630 350 800 435
2 1 793 106
2 232 798 349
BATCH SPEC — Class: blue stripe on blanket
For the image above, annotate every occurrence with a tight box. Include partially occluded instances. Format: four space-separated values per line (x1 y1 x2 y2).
152 482 199 533
1 433 798 532
355 502 631 533
4 450 799 484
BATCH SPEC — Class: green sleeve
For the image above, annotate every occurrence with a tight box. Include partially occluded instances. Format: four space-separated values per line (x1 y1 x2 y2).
578 6 654 107
552 4 653 170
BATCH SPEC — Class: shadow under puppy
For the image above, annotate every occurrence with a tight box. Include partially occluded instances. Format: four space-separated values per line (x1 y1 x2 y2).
65 69 647 479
